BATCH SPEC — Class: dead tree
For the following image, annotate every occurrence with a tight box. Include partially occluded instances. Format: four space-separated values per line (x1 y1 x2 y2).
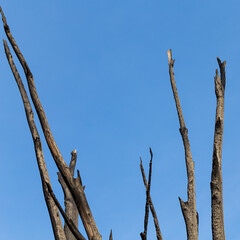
139 51 226 240
1 6 226 240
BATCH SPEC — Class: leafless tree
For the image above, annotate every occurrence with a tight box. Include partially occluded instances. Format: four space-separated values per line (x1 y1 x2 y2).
0 7 226 240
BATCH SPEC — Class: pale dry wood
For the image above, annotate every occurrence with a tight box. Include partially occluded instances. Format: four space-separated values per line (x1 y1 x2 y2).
58 150 79 240
0 8 101 240
167 49 198 240
211 58 226 240
140 158 163 240
3 39 66 240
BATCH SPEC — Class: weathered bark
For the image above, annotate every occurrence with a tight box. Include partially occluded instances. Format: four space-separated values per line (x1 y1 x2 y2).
58 150 79 240
211 58 226 240
140 157 163 240
3 39 66 240
46 182 86 240
167 49 198 240
0 8 101 240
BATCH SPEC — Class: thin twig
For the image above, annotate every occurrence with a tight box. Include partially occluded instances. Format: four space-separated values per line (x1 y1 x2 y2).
140 148 153 240
140 159 163 240
167 49 198 240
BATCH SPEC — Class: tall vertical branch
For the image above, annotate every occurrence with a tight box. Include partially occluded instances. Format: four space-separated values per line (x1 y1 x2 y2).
211 58 226 240
0 7 101 240
3 39 66 240
167 49 198 240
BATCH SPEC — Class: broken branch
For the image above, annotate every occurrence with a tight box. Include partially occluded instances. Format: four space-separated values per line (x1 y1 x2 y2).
211 58 226 240
167 49 198 240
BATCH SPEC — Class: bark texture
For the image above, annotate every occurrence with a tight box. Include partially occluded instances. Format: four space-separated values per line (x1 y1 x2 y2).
211 58 226 240
1 8 101 240
3 39 66 240
167 49 198 240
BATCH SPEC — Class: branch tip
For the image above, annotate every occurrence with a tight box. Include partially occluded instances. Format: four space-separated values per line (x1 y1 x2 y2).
167 49 172 62
149 147 153 159
168 50 198 238
109 230 113 240
72 149 77 155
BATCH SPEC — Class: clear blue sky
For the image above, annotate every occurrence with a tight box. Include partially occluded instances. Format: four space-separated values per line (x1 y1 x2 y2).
0 1 239 239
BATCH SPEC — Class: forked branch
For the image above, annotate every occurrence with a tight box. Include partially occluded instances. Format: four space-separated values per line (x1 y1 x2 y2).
167 49 198 240
140 157 163 240
140 148 155 240
211 58 226 240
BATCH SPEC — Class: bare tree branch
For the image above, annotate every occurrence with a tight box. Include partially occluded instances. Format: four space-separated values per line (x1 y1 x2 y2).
46 182 86 240
0 7 101 240
140 158 163 240
3 39 66 240
140 148 153 240
167 49 198 240
211 58 226 240
58 150 79 240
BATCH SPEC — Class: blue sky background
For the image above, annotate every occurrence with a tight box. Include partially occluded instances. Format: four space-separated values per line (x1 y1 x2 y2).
0 1 239 239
